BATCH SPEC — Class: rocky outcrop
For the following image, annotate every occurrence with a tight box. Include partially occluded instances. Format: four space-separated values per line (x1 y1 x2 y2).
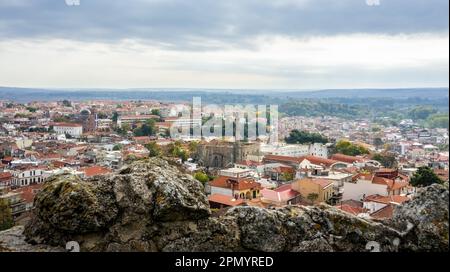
0 158 448 252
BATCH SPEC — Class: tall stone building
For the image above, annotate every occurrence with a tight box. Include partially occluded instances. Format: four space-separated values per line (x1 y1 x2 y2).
196 140 261 168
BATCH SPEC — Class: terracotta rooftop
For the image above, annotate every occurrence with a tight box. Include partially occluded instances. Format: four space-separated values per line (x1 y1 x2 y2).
370 204 394 219
81 166 112 177
331 153 365 164
364 194 409 205
336 204 365 215
209 176 261 191
208 194 245 207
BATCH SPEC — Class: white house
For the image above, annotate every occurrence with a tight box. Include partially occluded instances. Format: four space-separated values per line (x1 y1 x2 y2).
11 167 46 188
53 123 83 137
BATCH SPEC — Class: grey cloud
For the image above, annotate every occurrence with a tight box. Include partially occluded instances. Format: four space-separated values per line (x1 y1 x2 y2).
0 0 448 49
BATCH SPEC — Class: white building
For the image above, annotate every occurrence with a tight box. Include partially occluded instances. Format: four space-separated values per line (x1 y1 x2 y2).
11 168 46 187
308 143 328 158
260 143 329 158
53 123 83 137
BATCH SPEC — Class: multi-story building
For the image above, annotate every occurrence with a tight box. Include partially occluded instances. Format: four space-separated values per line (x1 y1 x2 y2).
11 167 46 188
52 123 83 137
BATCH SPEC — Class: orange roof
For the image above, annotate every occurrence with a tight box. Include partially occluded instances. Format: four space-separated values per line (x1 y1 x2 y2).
331 154 364 164
263 155 338 167
81 166 112 177
121 115 159 120
372 176 409 191
336 204 365 215
51 122 82 128
264 155 303 164
298 178 333 189
12 184 43 204
209 176 261 191
303 156 338 167
364 194 409 205
0 172 12 179
208 194 245 207
370 204 394 219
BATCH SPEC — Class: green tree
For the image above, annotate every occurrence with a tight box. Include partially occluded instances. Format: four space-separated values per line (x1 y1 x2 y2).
112 112 119 123
26 107 37 113
133 120 156 137
335 140 369 156
373 137 384 148
144 142 162 157
62 100 72 107
0 198 14 231
151 109 161 117
427 114 449 129
281 172 294 182
372 153 397 168
97 112 108 119
307 193 319 205
408 106 437 120
410 167 443 187
113 144 123 151
285 130 328 144
194 172 209 185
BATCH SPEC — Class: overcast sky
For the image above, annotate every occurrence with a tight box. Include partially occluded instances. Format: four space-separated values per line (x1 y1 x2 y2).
0 0 448 89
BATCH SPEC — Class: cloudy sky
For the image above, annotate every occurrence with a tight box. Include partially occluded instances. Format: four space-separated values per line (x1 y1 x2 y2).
0 0 448 89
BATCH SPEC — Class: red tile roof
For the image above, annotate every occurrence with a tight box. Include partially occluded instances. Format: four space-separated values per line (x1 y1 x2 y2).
12 184 43 204
51 122 83 128
336 204 365 215
263 155 338 167
0 172 12 180
261 184 299 203
364 194 409 205
331 153 365 164
208 194 245 207
370 204 394 219
209 176 261 191
81 166 112 177
307 178 334 189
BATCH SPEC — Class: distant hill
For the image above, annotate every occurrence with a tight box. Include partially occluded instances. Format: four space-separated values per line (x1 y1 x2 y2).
273 88 449 99
0 86 448 103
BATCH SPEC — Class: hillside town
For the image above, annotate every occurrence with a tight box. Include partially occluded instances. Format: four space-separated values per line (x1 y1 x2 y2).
0 99 448 229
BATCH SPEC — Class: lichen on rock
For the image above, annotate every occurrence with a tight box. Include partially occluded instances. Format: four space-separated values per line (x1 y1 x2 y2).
0 158 447 252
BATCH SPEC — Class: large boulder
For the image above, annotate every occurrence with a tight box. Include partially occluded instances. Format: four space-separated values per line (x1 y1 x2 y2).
0 158 446 252
390 184 449 251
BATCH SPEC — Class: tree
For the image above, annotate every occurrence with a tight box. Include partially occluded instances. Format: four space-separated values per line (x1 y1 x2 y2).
281 172 294 182
144 142 161 157
133 120 156 137
410 167 443 187
373 137 384 148
0 198 14 231
194 172 209 185
285 129 328 144
335 140 369 156
427 114 449 129
62 100 72 107
168 141 189 162
307 193 319 205
151 109 161 117
188 141 199 154
97 112 108 119
112 112 119 123
113 144 123 151
408 106 437 120
372 153 397 168
26 107 37 113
